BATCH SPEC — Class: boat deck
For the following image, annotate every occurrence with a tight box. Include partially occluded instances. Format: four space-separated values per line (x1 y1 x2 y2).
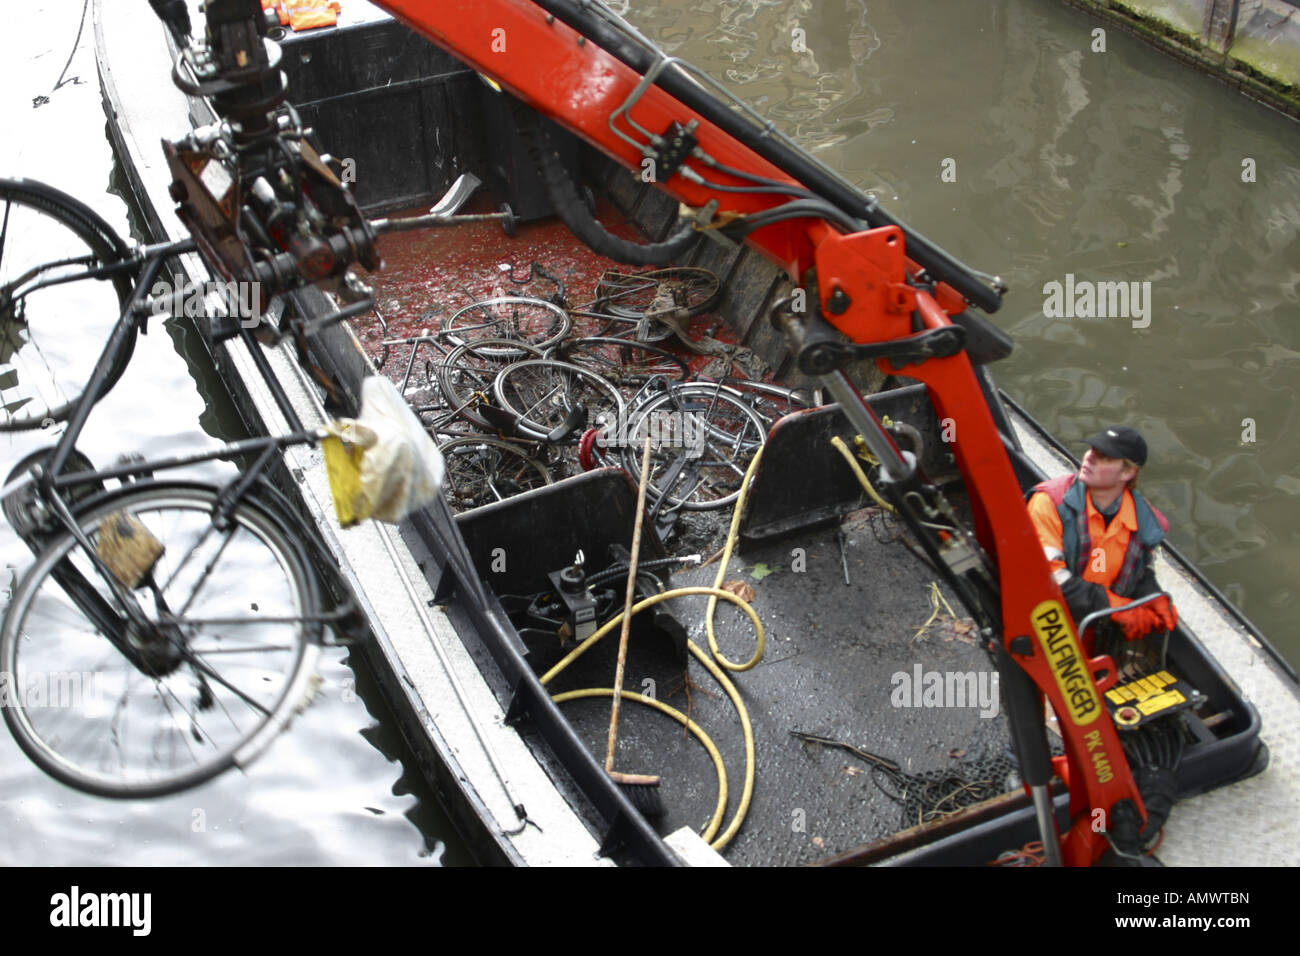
341 163 1030 864
91 0 1300 867
551 508 1014 866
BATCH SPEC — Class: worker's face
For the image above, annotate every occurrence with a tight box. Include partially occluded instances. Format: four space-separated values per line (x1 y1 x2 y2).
1079 447 1138 492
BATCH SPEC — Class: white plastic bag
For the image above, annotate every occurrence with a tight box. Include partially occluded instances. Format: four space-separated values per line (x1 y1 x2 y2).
323 376 445 526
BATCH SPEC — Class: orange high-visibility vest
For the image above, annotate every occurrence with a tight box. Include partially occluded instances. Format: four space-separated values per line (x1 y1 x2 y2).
1027 474 1167 595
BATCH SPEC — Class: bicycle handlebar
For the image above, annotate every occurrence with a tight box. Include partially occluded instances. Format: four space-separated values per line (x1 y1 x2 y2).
1076 591 1172 637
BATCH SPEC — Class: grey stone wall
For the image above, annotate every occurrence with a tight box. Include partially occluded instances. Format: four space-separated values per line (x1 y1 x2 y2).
1063 0 1300 117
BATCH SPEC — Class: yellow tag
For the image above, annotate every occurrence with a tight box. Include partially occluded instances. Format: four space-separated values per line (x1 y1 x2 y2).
322 434 369 527
1138 689 1186 716
1031 600 1102 726
97 510 165 589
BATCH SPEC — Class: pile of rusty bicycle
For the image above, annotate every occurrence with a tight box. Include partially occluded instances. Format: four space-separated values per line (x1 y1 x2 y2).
367 265 816 523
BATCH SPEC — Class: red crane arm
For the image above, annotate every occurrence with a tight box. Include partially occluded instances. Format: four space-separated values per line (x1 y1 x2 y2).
374 0 828 276
371 0 1146 864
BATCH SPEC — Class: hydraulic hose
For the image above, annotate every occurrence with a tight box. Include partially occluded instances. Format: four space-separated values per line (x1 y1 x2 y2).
539 447 768 852
538 586 763 687
538 586 759 853
550 688 729 845
829 435 895 513
510 99 699 266
530 0 1004 313
705 447 766 671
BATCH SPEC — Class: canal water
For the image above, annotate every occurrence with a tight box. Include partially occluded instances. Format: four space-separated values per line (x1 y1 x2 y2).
621 0 1300 668
1 0 470 866
2 0 1296 865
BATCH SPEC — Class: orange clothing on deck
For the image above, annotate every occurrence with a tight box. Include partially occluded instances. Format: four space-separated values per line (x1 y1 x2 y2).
1026 485 1138 590
262 0 341 30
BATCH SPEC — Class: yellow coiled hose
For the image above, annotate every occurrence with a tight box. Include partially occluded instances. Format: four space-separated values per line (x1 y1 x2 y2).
541 448 765 852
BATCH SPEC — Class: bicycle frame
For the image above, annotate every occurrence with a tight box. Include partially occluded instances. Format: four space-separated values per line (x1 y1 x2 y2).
5 234 312 488
0 232 352 677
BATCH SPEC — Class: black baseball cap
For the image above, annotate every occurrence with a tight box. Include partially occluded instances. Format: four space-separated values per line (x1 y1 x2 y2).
1085 426 1147 467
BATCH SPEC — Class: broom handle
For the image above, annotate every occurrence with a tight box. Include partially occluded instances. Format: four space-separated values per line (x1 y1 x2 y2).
606 434 654 773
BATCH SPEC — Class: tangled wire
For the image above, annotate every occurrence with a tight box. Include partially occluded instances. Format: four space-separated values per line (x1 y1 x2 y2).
790 731 1018 828
872 751 1015 827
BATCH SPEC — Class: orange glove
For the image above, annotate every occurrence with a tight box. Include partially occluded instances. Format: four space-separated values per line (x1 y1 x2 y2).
1147 594 1178 633
1111 603 1162 641
1109 595 1176 641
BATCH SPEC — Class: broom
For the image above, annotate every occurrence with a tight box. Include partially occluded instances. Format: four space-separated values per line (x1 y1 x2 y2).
605 433 663 817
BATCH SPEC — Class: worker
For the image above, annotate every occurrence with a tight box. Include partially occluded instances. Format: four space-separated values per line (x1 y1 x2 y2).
1026 425 1178 650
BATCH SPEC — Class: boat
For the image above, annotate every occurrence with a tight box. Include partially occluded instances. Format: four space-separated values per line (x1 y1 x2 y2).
76 0 1300 866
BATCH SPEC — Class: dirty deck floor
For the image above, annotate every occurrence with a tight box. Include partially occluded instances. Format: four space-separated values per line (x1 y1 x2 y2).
528 504 1019 867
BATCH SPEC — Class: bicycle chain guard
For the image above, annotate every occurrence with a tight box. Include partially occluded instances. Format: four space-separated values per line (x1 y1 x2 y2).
2 449 104 545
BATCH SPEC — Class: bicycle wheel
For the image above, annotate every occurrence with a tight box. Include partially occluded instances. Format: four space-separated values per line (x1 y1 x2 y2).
493 358 624 441
436 337 543 432
546 336 689 389
438 436 553 511
706 378 816 428
623 384 767 510
441 296 571 356
595 267 721 342
0 483 321 798
0 179 134 430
